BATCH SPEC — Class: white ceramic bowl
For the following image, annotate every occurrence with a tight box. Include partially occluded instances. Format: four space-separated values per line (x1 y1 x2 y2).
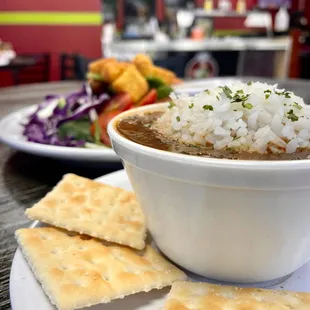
108 103 310 283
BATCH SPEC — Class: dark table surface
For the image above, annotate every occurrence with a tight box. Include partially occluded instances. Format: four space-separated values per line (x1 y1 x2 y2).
0 81 122 310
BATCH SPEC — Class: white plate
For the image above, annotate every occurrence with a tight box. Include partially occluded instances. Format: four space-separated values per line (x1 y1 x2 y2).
0 105 119 162
0 79 236 162
10 169 310 310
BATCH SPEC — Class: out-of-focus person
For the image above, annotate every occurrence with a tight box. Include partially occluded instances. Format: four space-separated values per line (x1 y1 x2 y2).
0 40 16 66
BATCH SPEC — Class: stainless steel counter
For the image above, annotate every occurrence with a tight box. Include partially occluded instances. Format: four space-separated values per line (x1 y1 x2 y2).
102 37 292 79
103 37 291 54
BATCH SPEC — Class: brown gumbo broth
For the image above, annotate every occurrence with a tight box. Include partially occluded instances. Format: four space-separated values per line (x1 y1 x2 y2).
116 112 310 160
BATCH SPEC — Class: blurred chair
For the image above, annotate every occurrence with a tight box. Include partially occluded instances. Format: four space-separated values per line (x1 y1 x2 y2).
60 53 93 81
13 53 51 85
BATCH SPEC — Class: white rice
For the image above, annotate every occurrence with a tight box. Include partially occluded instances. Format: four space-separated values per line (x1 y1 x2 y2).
153 81 310 154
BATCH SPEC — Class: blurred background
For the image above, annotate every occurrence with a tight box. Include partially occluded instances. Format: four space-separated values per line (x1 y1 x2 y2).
0 0 309 87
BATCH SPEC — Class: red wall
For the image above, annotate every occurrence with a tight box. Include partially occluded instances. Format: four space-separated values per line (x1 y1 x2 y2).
1 0 101 11
0 26 102 82
0 0 102 86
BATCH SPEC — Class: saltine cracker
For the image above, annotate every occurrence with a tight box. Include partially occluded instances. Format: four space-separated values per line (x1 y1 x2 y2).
16 227 186 310
25 174 146 250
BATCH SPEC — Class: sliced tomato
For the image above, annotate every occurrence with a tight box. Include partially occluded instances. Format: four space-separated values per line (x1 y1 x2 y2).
99 128 112 146
90 110 121 147
91 93 134 146
102 93 133 113
135 89 157 107
98 110 120 129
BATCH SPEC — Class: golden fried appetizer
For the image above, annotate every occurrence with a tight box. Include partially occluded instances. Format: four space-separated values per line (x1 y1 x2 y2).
101 62 132 84
112 66 148 102
133 53 153 67
133 54 177 85
138 64 176 85
88 57 116 75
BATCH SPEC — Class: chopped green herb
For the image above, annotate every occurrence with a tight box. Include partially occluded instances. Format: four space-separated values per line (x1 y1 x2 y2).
236 89 244 94
176 116 180 122
242 102 253 109
247 81 252 86
294 102 303 110
231 93 250 104
189 103 194 109
288 114 299 122
284 103 287 106
204 89 211 95
233 109 237 112
168 101 176 109
58 97 66 108
216 95 220 100
222 86 232 99
231 98 243 103
287 109 299 122
203 105 214 111
275 90 291 97
233 136 241 141
264 90 272 100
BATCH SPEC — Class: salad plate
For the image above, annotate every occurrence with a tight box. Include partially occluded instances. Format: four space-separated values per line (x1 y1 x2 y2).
0 104 119 162
10 170 310 310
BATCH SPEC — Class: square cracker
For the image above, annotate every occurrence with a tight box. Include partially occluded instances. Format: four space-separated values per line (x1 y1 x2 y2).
15 227 187 310
163 281 310 310
25 174 146 250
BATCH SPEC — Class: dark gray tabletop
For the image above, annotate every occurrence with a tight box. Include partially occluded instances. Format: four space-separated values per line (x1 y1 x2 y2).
0 82 122 310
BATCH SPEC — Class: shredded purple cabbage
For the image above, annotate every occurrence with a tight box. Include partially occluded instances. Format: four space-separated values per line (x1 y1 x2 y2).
22 84 109 147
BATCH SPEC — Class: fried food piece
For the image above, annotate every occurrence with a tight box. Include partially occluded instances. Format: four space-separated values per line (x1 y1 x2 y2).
133 54 176 85
101 62 132 84
112 66 148 102
137 64 176 85
133 53 153 67
88 58 116 74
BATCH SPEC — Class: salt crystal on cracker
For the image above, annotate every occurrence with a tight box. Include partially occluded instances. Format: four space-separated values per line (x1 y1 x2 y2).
25 174 146 250
163 281 310 310
16 227 186 310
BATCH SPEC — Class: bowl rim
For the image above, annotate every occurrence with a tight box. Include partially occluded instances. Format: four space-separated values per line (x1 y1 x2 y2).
108 103 310 171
